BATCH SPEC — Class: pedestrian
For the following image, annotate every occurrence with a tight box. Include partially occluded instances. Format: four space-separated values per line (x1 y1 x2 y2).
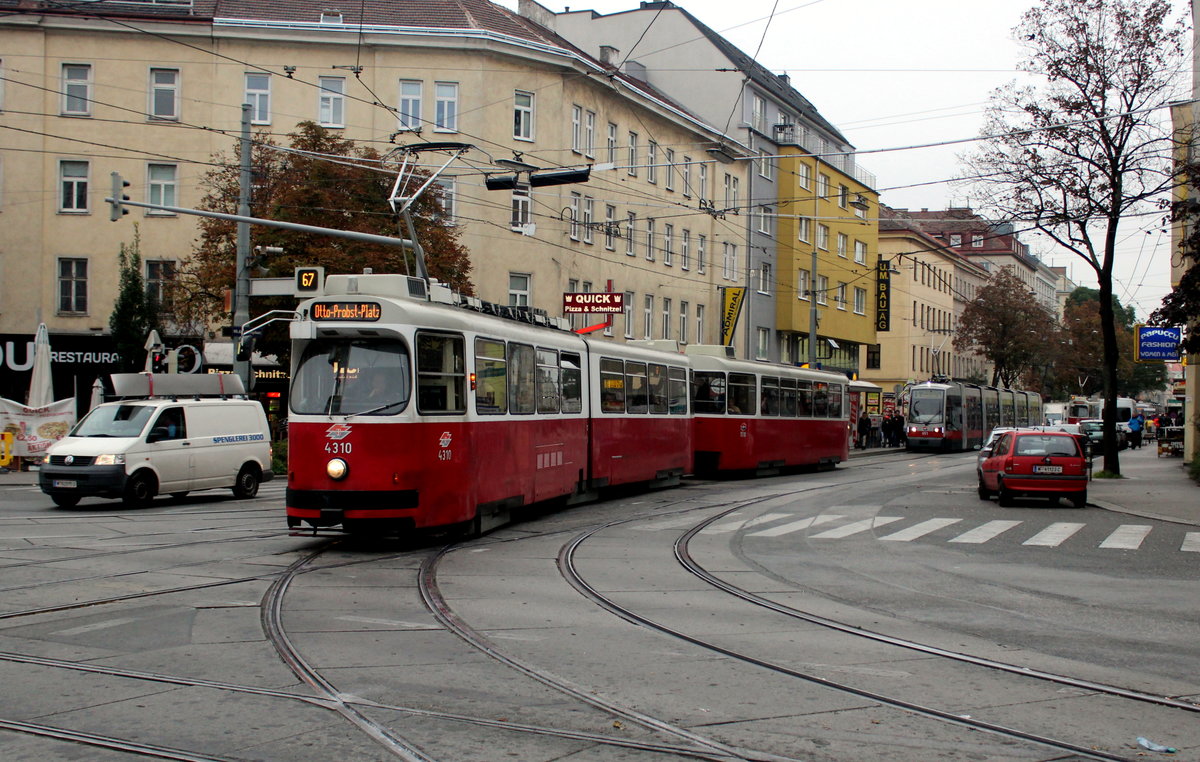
857 411 870 450
895 412 906 447
1127 412 1144 449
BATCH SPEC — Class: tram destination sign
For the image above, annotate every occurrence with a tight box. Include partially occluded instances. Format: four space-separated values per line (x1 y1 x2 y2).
563 292 624 314
1135 325 1182 363
311 302 383 321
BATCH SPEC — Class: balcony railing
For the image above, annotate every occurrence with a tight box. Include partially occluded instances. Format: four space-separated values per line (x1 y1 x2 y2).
774 123 876 190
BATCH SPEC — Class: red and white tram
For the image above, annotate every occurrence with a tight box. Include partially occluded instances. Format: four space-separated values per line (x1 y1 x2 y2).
904 379 1042 452
285 274 848 535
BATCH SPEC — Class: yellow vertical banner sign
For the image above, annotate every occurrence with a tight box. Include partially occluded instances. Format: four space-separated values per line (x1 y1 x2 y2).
720 287 746 346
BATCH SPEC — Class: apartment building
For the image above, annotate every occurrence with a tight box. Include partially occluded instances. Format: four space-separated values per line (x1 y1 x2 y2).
0 0 747 403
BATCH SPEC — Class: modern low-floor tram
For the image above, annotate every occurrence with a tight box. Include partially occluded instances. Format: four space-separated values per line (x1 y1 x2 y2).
904 379 1042 452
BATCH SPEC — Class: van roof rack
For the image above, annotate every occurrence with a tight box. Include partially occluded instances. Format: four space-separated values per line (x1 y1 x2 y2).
108 373 246 400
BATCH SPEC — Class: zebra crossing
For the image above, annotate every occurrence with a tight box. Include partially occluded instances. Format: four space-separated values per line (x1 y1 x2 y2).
633 510 1200 552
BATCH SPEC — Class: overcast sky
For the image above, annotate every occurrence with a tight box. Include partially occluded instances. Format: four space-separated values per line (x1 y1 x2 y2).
499 0 1194 317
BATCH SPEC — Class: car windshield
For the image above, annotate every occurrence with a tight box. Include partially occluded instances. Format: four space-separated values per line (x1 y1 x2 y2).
71 404 155 438
1015 435 1078 457
909 388 944 424
1080 421 1102 434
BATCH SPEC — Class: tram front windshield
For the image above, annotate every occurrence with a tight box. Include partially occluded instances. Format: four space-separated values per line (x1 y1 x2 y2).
908 388 945 425
291 339 411 416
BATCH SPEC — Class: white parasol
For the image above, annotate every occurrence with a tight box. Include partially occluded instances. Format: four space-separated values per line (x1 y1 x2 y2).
26 323 53 408
89 378 105 411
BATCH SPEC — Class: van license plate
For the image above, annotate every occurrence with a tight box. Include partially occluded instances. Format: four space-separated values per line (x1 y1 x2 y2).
53 479 77 489
1033 466 1062 474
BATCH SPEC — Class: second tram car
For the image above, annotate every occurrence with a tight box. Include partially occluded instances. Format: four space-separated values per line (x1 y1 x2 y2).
904 380 1042 452
285 274 850 535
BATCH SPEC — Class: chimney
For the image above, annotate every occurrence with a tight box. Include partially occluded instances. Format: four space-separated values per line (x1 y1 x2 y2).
778 72 790 86
600 45 620 66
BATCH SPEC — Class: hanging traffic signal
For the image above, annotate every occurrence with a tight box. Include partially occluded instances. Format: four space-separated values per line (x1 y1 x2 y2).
109 172 131 221
151 350 167 373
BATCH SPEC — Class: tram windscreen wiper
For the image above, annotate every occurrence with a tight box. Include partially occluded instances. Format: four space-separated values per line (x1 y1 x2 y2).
353 400 404 416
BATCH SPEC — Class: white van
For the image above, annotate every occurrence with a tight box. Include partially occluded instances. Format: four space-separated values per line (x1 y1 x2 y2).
39 373 273 508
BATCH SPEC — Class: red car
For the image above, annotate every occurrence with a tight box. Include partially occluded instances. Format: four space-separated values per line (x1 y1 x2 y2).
977 430 1090 508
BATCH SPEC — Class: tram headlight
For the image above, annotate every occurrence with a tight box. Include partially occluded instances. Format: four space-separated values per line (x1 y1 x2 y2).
326 458 349 480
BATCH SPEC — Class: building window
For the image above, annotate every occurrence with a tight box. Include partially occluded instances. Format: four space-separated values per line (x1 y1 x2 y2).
514 91 534 140
758 149 774 180
58 258 88 313
752 94 766 132
949 233 962 247
836 281 847 310
571 105 582 153
837 232 848 259
663 223 674 266
434 82 458 131
866 344 881 370
854 239 867 264
681 158 692 198
972 234 984 247
607 122 618 164
817 173 829 200
756 327 769 360
149 68 179 120
643 294 653 340
723 173 738 209
645 218 656 261
568 192 581 241
59 160 88 212
817 224 829 251
697 234 707 274
838 184 849 208
797 161 811 190
798 268 810 301
604 204 616 250
436 178 456 221
680 229 691 270
626 212 637 256
582 196 595 244
722 242 737 281
798 217 811 244
62 64 92 116
647 141 658 184
679 301 689 344
757 205 772 235
627 132 638 176
147 163 177 212
665 148 676 191
510 184 531 230
696 304 706 344
854 286 867 315
661 298 671 340
624 291 635 338
145 260 175 309
508 272 531 306
758 262 772 295
398 80 422 131
245 73 271 124
584 110 595 157
816 275 828 305
315 77 345 127
698 163 709 203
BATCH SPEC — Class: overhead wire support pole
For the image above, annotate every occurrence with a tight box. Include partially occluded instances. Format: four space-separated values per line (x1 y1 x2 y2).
233 104 253 390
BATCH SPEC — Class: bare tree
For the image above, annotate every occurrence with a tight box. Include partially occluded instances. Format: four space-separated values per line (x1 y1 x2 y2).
962 0 1188 474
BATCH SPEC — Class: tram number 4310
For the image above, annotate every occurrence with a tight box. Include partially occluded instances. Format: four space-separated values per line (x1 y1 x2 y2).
325 442 352 454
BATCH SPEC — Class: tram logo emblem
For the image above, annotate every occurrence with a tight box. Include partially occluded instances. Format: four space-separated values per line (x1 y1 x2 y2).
325 423 353 441
438 431 453 448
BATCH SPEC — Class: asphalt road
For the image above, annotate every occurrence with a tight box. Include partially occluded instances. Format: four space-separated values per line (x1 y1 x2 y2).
0 453 1195 761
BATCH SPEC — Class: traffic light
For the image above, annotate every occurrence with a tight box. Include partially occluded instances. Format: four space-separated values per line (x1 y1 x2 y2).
151 350 168 373
236 335 257 362
109 172 130 221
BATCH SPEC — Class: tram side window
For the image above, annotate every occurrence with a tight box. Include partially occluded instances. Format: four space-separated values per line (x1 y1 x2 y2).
947 393 962 430
728 373 756 415
561 352 583 414
797 380 813 416
668 367 688 414
600 358 626 413
626 361 649 413
760 377 780 416
536 348 561 413
508 343 536 414
812 382 829 418
648 363 669 414
692 371 726 414
828 384 843 419
416 333 466 414
475 338 507 415
781 378 797 417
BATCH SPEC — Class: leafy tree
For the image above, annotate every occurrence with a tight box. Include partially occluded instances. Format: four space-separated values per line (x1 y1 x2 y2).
954 268 1057 387
169 122 473 359
109 226 162 372
962 0 1187 474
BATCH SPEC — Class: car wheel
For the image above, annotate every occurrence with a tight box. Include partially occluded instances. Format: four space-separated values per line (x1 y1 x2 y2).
997 483 1015 507
123 471 157 508
1071 490 1087 508
976 476 992 501
232 465 260 499
51 494 80 508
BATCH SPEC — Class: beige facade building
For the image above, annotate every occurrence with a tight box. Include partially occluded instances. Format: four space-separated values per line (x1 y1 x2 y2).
0 0 753 404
